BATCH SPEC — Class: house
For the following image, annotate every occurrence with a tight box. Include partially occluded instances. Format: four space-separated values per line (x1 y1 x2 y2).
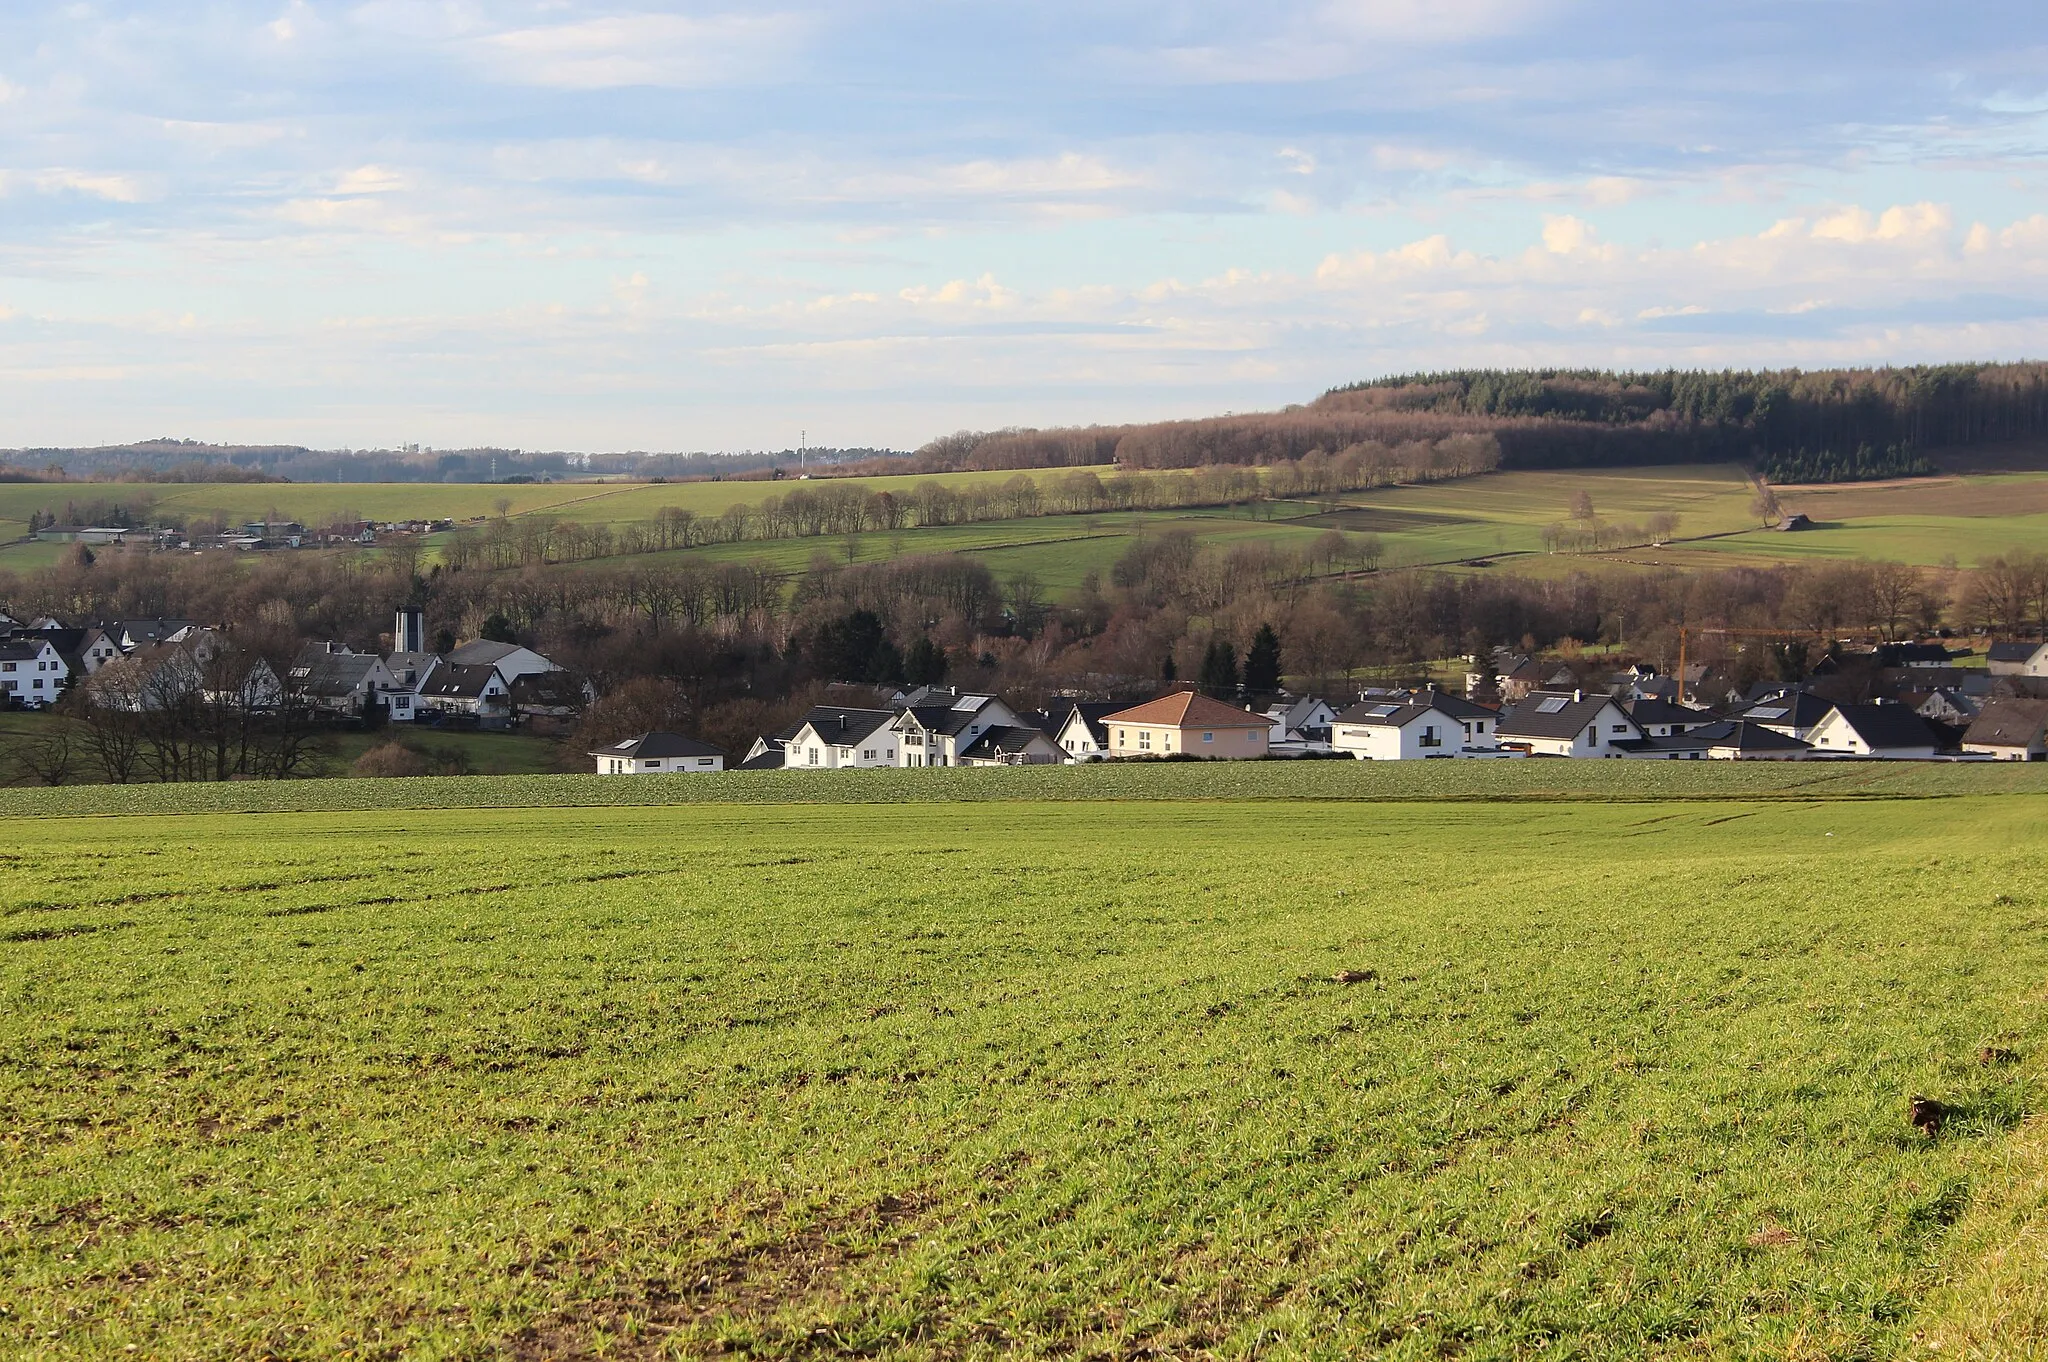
0 637 70 707
416 663 513 725
892 690 1027 767
86 643 204 712
1962 698 2048 760
1099 691 1276 759
590 731 726 774
1331 695 1479 760
6 626 121 677
1873 641 1959 669
1912 688 1980 725
1622 696 1714 739
958 725 1064 766
785 707 900 768
446 639 559 683
1805 702 1943 759
1043 700 1123 763
381 650 441 723
1733 688 1837 743
508 671 594 730
733 747 786 772
289 645 397 717
1683 720 1813 761
1265 695 1338 744
1987 642 2048 677
105 618 199 652
1496 690 1645 758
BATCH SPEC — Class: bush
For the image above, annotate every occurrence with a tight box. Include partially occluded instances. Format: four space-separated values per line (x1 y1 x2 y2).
353 742 431 778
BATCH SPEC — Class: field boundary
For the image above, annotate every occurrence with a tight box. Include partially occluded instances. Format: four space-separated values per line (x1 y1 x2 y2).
6 760 2048 820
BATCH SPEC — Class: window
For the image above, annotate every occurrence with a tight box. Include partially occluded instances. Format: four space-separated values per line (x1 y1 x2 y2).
698 758 714 767
808 747 820 765
1613 724 1630 734
1203 732 1214 743
1138 731 1152 750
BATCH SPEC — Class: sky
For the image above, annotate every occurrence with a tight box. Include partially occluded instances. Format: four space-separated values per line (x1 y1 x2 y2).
2 2 2047 453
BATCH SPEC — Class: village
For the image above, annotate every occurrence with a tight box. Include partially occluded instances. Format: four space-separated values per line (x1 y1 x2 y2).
9 601 2048 778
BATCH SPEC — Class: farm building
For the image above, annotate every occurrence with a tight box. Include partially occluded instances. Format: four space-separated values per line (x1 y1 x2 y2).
590 732 726 775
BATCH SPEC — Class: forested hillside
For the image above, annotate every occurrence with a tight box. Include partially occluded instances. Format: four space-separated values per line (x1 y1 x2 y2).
912 363 2048 478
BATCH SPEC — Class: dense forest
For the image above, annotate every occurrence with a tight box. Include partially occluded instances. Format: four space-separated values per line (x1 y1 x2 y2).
906 363 2048 481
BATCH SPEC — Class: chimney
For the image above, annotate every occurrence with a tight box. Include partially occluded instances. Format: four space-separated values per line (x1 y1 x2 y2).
395 604 425 654
1574 688 1584 702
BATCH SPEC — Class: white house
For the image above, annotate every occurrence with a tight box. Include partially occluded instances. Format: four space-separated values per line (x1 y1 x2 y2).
1805 702 1942 759
1265 695 1338 743
957 725 1064 766
1733 688 1838 743
415 663 512 724
893 690 1027 767
1045 701 1122 763
1331 696 1477 760
1987 642 2048 677
787 707 900 768
446 639 558 683
1496 690 1645 758
1962 698 2048 761
591 731 726 774
0 637 70 706
290 646 398 717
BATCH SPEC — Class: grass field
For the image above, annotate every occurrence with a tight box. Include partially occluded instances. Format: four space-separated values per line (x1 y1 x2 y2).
11 461 2048 593
4 765 2047 1359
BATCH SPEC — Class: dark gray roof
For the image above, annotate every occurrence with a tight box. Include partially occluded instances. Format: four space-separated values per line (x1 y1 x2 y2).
1624 697 1709 728
590 731 724 760
0 639 54 662
1736 690 1835 728
509 671 588 709
1824 703 1942 751
1043 700 1121 744
795 707 897 745
899 699 997 737
960 725 1053 759
447 640 529 667
291 652 382 697
107 618 195 646
1498 692 1633 741
1989 642 2043 663
1963 698 2048 748
1686 720 1813 753
1333 699 1439 729
734 749 785 771
419 663 503 699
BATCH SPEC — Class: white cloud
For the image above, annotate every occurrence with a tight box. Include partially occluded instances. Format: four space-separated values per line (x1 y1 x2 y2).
475 12 808 90
333 165 408 195
30 170 147 202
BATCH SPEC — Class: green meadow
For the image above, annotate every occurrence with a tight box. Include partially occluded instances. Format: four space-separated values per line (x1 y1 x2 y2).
10 460 2048 591
3 765 2047 1359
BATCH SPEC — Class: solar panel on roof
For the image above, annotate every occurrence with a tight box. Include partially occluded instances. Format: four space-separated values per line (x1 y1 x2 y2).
1748 706 1789 719
1365 704 1398 718
1535 696 1569 713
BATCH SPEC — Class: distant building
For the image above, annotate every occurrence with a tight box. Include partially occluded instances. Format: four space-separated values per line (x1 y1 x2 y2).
1099 692 1276 760
591 732 726 775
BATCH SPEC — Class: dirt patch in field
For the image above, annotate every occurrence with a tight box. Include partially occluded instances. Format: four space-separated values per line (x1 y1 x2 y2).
503 1191 942 1360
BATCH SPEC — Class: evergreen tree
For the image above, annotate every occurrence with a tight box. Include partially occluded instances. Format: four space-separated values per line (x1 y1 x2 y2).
1199 640 1239 697
1161 652 1177 683
480 613 517 643
812 610 903 684
904 636 949 687
1243 623 1283 694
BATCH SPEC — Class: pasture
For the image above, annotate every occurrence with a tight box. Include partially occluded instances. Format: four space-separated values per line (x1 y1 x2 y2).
12 461 2048 591
4 765 2047 1359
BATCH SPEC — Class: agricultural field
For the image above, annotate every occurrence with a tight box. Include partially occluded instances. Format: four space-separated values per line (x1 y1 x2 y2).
4 765 2047 1358
12 460 2048 594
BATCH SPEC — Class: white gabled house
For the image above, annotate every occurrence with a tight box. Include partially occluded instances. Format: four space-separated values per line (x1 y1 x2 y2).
415 663 512 724
1804 702 1942 759
1496 690 1645 758
788 707 900 768
0 637 70 706
893 689 1026 767
1331 696 1474 760
1046 701 1121 763
445 639 560 683
591 731 726 774
957 725 1064 766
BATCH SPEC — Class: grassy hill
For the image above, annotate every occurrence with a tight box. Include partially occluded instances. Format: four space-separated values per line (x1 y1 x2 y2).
10 459 2048 593
4 766 2046 1357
